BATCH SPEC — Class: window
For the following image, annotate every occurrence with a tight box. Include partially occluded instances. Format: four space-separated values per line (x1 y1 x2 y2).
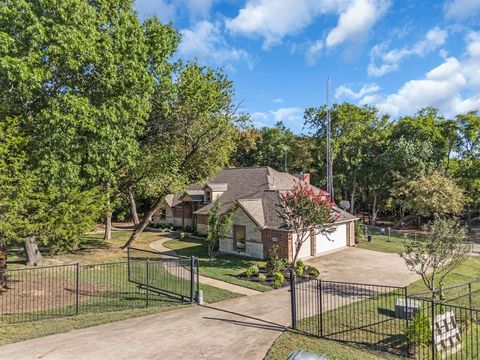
233 225 246 252
160 208 166 220
205 190 212 203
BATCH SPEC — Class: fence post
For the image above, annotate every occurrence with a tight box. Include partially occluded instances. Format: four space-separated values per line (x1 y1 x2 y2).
318 279 323 337
404 287 409 356
468 282 473 323
431 300 436 360
290 269 297 330
127 247 131 282
196 257 200 302
145 259 149 308
190 256 195 304
75 263 80 315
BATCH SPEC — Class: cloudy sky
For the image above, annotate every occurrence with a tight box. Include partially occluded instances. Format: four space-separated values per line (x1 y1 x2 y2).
135 0 480 133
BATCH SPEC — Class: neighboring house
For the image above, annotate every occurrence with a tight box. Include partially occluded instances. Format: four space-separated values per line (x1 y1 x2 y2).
152 167 357 261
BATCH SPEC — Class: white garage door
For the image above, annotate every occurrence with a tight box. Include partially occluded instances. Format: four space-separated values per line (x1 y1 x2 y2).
315 223 347 254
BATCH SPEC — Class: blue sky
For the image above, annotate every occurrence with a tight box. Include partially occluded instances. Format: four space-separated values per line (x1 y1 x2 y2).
135 0 480 133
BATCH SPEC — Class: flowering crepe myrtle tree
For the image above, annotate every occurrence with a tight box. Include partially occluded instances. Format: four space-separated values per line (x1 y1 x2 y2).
279 180 337 266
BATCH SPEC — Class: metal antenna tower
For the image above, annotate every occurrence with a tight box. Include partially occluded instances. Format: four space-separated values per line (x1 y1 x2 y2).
326 77 334 202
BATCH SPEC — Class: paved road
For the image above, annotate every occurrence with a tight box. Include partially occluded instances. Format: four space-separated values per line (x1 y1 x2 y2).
0 248 419 360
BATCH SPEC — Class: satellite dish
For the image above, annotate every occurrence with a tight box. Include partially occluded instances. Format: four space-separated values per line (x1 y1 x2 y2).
339 200 350 210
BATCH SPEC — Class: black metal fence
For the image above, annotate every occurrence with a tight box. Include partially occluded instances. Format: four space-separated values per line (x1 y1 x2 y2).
0 252 199 324
290 272 480 359
127 247 199 303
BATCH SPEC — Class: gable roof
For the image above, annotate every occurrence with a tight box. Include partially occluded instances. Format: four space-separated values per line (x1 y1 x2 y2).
186 166 357 229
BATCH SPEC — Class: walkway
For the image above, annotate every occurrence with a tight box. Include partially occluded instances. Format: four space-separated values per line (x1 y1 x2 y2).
0 247 419 360
148 237 260 296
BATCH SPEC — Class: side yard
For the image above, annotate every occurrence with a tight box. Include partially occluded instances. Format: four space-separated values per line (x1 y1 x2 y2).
1 230 242 346
163 237 272 292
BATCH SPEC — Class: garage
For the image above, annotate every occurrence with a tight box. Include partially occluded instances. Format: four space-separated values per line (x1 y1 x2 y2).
315 223 347 254
291 223 350 260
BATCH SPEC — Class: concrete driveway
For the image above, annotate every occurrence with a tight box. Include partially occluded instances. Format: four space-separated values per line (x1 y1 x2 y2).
0 247 419 360
305 247 419 286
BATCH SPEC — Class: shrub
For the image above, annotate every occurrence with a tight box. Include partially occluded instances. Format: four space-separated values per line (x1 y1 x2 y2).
295 259 306 276
245 265 259 279
266 245 288 275
273 272 285 288
355 220 364 241
307 265 319 279
258 273 267 282
405 309 432 350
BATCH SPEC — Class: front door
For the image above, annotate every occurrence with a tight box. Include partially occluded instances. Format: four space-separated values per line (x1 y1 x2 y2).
233 225 246 252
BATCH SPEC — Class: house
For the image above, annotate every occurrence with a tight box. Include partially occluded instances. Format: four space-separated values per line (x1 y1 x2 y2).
152 167 357 261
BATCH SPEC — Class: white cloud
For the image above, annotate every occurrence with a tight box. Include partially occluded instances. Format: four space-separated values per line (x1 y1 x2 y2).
335 83 380 100
273 98 284 103
135 0 176 22
306 40 324 65
135 0 216 22
178 21 252 68
326 0 390 48
368 27 448 77
270 107 304 125
444 0 480 19
225 0 389 50
360 32 480 117
250 107 304 128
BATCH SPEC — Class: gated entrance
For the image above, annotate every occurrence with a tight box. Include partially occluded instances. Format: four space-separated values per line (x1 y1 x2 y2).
289 272 480 359
127 247 200 303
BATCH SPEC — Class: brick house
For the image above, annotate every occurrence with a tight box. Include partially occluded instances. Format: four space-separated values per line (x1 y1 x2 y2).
152 167 357 261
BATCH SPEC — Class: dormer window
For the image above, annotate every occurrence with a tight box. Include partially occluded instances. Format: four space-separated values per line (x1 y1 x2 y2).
205 190 212 203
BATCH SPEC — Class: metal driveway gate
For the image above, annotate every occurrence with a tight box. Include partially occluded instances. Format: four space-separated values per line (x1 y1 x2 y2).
127 247 199 303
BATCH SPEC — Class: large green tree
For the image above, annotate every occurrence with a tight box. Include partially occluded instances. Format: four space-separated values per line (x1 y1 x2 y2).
122 63 239 248
0 0 177 261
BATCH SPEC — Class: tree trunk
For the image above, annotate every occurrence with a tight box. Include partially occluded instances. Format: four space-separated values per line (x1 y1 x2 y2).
104 211 112 240
350 171 357 214
104 182 112 240
128 186 140 226
122 192 169 249
24 236 44 266
371 192 378 226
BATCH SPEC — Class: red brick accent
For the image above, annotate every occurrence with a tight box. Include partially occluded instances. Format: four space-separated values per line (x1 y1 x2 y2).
173 207 183 218
262 229 293 262
346 221 356 246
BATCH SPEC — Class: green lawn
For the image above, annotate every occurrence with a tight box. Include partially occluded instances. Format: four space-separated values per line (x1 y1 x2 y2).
265 331 402 360
163 238 272 292
6 230 169 269
356 234 421 253
2 230 242 345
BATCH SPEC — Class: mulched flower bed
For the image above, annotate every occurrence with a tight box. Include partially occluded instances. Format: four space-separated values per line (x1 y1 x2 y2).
236 265 319 289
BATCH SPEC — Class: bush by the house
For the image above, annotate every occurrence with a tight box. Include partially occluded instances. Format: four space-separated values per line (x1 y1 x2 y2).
258 273 267 282
295 259 306 276
273 272 285 288
266 245 288 275
245 265 259 279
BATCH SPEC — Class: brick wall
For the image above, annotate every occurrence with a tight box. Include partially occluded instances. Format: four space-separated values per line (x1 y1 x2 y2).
262 229 293 262
346 221 356 246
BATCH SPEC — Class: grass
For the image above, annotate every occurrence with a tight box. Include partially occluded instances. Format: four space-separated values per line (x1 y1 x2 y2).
356 234 421 254
6 230 165 269
163 237 273 292
265 331 402 360
2 229 242 345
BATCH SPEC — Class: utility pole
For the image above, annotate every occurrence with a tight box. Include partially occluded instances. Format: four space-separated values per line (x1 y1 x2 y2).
326 77 334 202
284 146 288 172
